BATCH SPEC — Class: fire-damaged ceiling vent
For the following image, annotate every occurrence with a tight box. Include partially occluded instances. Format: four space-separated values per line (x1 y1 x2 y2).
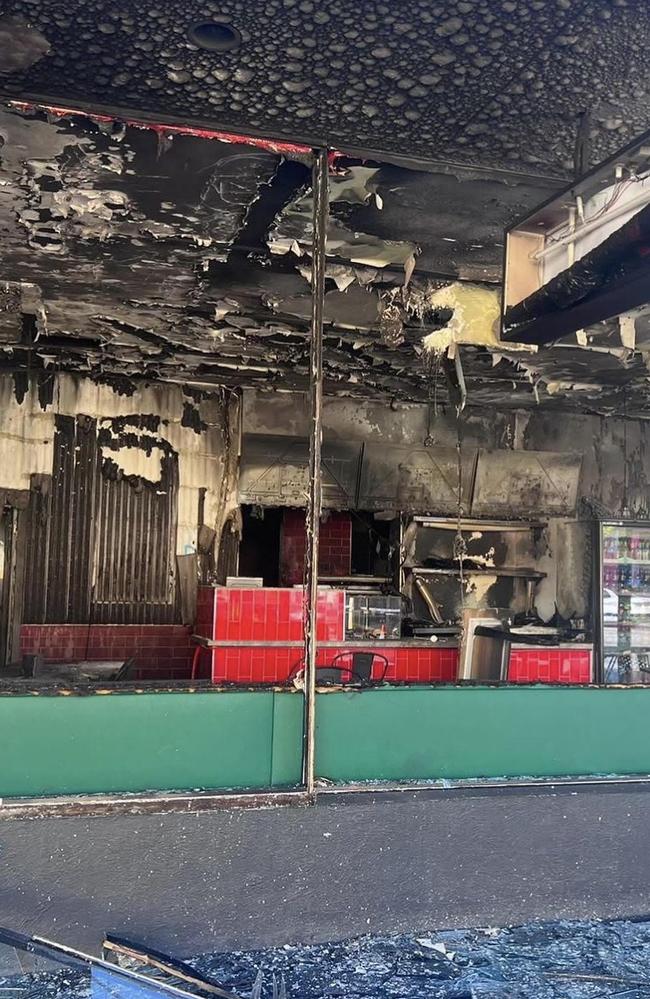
501 127 650 348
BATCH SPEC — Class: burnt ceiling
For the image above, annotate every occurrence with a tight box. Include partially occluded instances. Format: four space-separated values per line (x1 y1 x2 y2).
1 0 650 176
2 103 650 416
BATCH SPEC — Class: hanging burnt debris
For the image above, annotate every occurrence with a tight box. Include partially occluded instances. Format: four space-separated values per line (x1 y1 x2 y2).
0 103 644 417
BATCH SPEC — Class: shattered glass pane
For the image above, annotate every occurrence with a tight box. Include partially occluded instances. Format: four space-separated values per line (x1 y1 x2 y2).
191 917 650 999
0 932 198 999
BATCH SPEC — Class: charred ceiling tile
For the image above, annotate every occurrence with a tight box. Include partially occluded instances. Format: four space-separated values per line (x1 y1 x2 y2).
0 16 50 74
297 262 357 292
2 0 650 175
379 302 405 348
226 157 309 259
3 106 650 413
268 165 417 269
276 283 381 331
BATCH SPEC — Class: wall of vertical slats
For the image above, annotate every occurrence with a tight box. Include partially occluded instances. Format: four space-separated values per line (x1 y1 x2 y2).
23 479 52 624
93 453 178 623
24 416 179 624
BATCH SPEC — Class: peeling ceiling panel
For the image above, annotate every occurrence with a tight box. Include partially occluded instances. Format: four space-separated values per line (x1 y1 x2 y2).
2 104 650 415
333 166 561 283
268 168 417 269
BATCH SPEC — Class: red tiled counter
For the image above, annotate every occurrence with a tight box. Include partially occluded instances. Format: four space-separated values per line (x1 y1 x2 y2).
197 586 344 683
196 586 459 685
20 624 193 680
197 587 344 643
210 642 459 685
508 644 593 684
312 645 459 685
388 645 458 683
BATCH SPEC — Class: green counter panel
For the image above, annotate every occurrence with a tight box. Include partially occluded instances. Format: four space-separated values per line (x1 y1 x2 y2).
315 686 650 782
4 684 650 798
0 690 303 798
271 689 304 787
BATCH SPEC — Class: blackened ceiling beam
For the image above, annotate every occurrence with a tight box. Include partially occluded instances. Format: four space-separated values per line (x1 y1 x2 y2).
503 202 650 345
502 259 650 346
1 96 568 186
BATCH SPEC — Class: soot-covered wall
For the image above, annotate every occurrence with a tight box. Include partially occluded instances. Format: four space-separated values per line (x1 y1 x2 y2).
244 390 646 622
0 373 240 626
0 373 239 557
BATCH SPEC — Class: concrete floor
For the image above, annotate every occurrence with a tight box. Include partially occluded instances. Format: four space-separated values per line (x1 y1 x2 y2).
1 783 649 957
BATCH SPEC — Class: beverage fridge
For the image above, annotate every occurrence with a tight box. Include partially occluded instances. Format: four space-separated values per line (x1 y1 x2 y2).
599 522 650 683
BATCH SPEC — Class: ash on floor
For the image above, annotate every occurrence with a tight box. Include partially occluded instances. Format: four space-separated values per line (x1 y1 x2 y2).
191 917 650 998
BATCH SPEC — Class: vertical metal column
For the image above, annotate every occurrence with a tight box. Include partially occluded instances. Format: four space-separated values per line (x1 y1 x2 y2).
302 148 329 796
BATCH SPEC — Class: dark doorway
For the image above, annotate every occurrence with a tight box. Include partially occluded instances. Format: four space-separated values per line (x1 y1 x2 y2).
351 512 393 577
239 506 283 585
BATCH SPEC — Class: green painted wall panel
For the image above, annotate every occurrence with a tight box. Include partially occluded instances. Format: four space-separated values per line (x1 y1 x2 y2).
270 691 304 787
315 686 650 782
0 690 302 797
5 684 650 798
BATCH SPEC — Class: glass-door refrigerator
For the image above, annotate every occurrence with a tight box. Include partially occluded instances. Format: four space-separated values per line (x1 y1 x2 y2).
600 521 650 683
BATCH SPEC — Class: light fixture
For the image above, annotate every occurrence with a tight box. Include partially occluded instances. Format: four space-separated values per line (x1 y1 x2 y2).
188 21 241 52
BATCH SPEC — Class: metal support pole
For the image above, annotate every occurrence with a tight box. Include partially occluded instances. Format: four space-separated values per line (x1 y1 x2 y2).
302 148 329 796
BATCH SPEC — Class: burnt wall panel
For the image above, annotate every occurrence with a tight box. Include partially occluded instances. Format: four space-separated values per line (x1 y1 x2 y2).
69 416 98 623
92 455 178 624
24 420 179 626
23 477 51 624
42 415 97 623
239 434 361 509
358 443 477 515
45 415 79 622
471 449 583 518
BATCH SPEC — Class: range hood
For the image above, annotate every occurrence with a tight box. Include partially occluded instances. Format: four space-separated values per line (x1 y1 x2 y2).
239 434 582 517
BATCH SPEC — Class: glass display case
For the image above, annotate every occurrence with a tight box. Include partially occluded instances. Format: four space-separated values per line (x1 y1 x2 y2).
344 592 402 640
601 522 650 683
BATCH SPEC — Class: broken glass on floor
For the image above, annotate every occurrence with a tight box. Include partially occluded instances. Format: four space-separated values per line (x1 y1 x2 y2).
191 916 650 998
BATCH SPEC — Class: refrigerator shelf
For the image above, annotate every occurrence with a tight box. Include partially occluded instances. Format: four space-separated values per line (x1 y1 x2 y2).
604 648 650 656
603 558 650 566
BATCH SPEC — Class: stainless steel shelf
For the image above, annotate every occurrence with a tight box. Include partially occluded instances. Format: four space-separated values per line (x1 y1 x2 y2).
414 566 546 579
413 517 546 532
